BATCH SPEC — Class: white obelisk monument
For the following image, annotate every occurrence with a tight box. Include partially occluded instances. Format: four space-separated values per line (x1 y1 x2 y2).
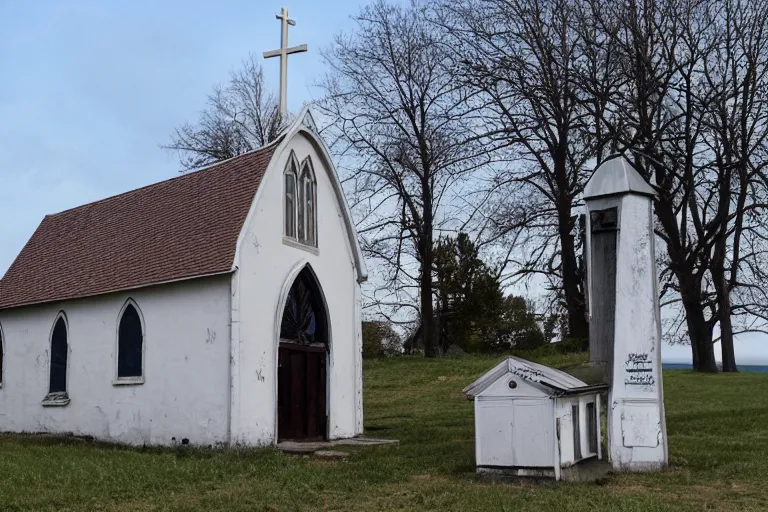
263 7 308 119
584 155 669 471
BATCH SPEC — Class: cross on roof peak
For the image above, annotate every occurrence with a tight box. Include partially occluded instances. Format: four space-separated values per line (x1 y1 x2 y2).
276 7 295 26
263 7 308 120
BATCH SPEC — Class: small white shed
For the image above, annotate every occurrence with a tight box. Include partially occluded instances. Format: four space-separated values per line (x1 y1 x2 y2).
463 357 608 480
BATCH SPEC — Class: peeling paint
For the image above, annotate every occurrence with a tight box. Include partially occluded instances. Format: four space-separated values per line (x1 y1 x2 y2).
586 182 668 471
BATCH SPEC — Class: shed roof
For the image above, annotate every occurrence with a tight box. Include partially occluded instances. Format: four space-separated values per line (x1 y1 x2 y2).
462 356 607 398
0 143 278 310
583 155 655 199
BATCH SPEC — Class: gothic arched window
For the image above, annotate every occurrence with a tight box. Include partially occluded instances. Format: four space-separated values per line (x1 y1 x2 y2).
280 267 327 346
117 300 144 381
284 156 299 238
44 312 69 405
299 159 317 247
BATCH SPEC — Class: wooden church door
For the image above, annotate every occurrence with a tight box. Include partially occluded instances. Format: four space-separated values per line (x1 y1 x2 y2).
278 345 326 440
277 267 328 441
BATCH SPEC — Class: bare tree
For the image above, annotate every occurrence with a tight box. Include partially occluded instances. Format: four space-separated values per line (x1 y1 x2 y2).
577 0 723 371
438 0 768 370
581 0 768 371
318 0 490 357
699 0 768 371
439 0 603 340
164 54 285 171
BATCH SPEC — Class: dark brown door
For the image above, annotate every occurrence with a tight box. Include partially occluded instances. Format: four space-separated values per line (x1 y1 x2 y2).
278 343 327 441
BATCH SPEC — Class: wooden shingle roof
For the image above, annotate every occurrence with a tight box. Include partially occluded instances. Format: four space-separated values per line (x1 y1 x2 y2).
0 144 277 310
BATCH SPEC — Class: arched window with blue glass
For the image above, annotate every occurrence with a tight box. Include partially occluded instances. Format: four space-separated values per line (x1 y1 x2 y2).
43 312 70 405
116 299 144 382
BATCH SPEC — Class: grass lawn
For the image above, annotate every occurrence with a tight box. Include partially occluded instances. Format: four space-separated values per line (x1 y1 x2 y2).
2 353 768 511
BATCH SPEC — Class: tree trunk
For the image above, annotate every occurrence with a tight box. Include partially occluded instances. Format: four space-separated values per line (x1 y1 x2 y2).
716 274 738 372
711 156 737 372
421 186 437 358
679 283 718 372
650 165 717 373
559 209 589 340
421 257 436 357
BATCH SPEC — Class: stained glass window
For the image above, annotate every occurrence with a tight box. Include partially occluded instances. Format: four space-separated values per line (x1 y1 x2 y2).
280 268 327 345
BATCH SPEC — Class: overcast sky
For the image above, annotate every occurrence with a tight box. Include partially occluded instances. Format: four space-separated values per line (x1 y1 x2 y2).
0 0 352 273
1 0 766 365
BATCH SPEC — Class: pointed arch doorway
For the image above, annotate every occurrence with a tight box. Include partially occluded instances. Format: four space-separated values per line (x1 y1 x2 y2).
278 266 329 441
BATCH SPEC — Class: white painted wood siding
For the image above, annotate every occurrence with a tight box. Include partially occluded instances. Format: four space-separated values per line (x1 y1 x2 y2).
512 399 554 467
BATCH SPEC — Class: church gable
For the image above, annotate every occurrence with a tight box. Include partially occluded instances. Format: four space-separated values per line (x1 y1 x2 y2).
0 144 277 310
236 109 367 283
227 110 367 444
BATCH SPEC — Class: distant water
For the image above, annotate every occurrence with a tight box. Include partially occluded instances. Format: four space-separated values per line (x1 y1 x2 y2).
663 363 768 373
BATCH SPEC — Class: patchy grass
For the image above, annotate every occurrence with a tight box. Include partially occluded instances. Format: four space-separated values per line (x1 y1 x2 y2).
2 354 768 511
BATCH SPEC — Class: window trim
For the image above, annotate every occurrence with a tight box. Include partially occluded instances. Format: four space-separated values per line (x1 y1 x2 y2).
42 311 70 406
113 298 146 386
282 235 320 255
284 152 300 239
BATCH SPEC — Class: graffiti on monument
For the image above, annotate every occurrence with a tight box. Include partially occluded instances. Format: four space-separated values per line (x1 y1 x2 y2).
624 352 655 387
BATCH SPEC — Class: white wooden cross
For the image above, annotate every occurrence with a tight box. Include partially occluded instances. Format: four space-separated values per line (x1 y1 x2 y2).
263 7 308 120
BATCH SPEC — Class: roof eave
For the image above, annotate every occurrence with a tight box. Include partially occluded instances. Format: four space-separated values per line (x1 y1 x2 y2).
583 189 656 201
0 269 235 312
552 383 610 397
462 358 508 397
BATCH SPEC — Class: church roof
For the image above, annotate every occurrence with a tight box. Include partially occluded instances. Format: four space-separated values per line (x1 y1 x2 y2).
0 143 278 310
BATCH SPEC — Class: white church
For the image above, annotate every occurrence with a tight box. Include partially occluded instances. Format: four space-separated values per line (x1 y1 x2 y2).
0 106 368 447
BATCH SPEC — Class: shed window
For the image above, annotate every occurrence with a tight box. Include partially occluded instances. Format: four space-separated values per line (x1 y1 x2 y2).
572 404 582 460
117 302 143 379
587 401 597 454
49 315 68 394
